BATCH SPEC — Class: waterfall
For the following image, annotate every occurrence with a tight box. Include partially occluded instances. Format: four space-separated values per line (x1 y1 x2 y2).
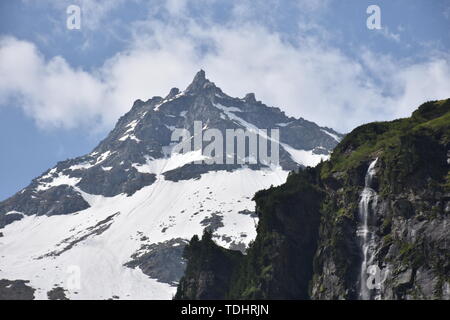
357 158 378 300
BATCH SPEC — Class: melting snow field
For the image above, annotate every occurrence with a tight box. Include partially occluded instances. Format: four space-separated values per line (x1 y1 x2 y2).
0 167 288 300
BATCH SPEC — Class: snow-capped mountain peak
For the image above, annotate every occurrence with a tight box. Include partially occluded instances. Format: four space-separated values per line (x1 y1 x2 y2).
0 70 343 299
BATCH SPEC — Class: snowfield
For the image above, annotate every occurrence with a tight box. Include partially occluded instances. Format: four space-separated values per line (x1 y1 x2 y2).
0 167 288 300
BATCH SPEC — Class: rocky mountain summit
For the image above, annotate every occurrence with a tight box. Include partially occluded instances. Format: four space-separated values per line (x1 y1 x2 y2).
0 70 342 299
175 99 450 300
0 70 341 227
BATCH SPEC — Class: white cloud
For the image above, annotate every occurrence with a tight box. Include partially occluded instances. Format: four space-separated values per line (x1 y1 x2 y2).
0 37 106 128
444 6 450 20
391 59 450 118
1 6 450 133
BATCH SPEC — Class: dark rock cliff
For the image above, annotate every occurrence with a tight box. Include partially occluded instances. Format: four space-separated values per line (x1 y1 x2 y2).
174 230 243 300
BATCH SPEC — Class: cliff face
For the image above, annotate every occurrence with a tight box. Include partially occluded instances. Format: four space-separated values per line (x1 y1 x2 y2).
228 168 324 299
175 99 450 300
174 231 243 300
313 99 450 299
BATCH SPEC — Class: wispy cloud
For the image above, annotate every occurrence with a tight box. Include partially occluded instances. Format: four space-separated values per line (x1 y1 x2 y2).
378 26 401 42
444 5 450 20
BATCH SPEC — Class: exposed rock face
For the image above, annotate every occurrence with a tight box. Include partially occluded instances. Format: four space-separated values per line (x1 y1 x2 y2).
125 238 188 285
175 99 450 300
313 100 450 300
0 279 35 300
0 185 89 221
37 212 120 259
174 231 243 300
47 287 69 300
228 168 323 299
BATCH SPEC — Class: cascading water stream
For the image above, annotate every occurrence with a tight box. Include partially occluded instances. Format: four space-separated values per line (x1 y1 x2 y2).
357 158 378 300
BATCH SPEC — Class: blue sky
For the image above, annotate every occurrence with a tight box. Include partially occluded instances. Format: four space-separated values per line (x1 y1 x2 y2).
0 0 449 200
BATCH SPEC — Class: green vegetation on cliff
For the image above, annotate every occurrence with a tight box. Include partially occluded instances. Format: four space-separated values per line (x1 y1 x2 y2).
228 168 323 299
322 99 450 194
175 99 450 300
174 230 243 300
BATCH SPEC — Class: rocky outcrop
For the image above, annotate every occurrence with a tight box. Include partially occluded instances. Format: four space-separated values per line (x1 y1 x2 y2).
0 279 35 300
0 185 89 220
174 230 243 300
47 287 69 300
125 238 189 286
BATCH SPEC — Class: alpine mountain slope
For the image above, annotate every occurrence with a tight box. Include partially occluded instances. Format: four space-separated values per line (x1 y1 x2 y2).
0 70 343 300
